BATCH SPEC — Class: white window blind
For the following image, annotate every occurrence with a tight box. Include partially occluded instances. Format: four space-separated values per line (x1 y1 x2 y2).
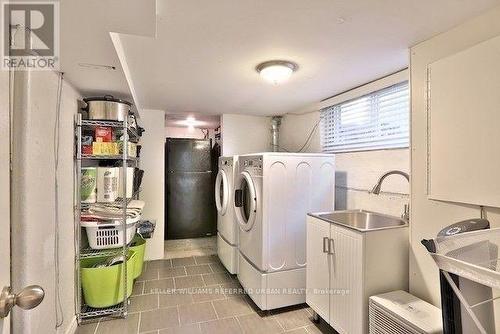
320 81 409 153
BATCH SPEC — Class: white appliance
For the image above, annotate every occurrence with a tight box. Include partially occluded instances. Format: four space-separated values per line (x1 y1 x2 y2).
215 156 239 274
234 153 335 310
369 290 443 334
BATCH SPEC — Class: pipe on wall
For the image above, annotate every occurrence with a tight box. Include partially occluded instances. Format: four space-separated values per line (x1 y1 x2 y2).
271 116 282 152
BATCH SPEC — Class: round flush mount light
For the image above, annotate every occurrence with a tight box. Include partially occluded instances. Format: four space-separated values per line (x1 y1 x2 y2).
256 60 298 85
177 116 206 131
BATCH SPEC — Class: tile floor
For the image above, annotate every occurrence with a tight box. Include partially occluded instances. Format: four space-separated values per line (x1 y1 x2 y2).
76 255 336 334
164 237 217 259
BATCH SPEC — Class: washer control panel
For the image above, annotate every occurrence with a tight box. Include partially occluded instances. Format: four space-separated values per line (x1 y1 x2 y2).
219 158 233 168
241 156 263 175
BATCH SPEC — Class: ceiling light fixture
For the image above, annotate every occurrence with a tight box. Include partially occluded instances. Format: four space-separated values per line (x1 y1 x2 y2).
177 116 205 130
186 117 195 131
256 60 298 85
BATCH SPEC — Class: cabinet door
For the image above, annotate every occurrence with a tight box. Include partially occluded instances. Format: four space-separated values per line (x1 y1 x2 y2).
329 226 363 334
306 217 331 321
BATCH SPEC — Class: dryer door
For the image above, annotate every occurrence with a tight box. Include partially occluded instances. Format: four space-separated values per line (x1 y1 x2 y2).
215 169 229 215
234 171 257 231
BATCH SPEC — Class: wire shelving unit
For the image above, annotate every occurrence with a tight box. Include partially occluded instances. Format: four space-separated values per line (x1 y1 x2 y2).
75 114 140 323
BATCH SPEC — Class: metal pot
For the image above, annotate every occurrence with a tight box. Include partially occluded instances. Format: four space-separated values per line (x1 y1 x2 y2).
83 95 132 121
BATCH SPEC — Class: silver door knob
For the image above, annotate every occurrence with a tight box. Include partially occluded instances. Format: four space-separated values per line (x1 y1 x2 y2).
0 285 44 318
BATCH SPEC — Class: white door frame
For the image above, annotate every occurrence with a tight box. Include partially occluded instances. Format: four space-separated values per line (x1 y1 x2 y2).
0 65 12 334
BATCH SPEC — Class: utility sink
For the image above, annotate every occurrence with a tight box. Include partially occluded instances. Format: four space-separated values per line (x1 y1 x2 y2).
310 209 408 232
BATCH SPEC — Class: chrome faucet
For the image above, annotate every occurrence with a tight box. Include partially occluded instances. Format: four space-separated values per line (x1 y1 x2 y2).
370 170 410 221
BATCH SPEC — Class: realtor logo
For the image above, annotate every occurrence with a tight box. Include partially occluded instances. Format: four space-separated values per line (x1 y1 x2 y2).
2 1 59 70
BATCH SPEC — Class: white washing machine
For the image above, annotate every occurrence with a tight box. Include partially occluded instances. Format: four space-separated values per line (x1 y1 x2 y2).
234 153 335 310
215 156 239 274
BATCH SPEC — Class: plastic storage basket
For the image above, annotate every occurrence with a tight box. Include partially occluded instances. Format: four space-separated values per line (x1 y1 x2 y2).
81 216 139 249
129 234 146 279
81 250 136 308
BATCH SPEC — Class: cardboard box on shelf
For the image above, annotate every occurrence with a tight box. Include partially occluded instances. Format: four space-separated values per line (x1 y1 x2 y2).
92 142 119 155
118 141 137 157
95 126 113 142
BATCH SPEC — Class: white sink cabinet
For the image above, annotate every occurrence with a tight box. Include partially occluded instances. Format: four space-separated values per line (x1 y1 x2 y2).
306 214 408 334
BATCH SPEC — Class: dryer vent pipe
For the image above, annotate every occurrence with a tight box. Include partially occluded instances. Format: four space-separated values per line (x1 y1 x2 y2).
271 116 282 152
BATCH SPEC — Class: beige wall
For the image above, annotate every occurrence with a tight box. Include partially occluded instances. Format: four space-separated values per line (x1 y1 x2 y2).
141 110 166 260
165 126 218 148
410 5 500 306
166 126 209 139
279 112 321 153
11 71 79 333
335 149 409 217
221 114 270 156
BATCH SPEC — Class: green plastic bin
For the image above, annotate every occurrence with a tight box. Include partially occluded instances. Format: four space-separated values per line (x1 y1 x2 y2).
129 234 146 279
81 250 136 308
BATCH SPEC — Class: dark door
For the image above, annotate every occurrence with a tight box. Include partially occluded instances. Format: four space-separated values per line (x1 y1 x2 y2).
165 138 216 239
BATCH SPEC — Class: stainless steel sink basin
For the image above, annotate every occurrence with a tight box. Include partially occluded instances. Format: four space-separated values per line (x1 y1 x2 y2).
310 210 408 232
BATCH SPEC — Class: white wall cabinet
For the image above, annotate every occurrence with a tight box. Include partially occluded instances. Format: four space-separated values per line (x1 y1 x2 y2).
427 34 500 207
306 215 409 334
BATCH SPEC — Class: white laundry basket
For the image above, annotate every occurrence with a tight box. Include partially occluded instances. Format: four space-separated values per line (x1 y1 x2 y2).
422 226 500 334
82 216 139 249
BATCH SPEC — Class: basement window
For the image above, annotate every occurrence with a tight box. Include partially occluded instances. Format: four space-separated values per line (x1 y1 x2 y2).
320 81 409 153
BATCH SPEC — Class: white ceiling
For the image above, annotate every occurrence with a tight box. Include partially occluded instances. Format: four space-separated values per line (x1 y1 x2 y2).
60 1 500 116
60 0 156 102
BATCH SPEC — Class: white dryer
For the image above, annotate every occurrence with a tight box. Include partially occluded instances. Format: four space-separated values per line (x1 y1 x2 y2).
215 156 239 274
234 153 335 310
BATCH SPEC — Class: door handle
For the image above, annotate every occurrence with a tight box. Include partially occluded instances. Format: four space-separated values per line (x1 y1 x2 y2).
0 285 45 318
322 237 330 253
234 189 243 207
328 238 335 255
